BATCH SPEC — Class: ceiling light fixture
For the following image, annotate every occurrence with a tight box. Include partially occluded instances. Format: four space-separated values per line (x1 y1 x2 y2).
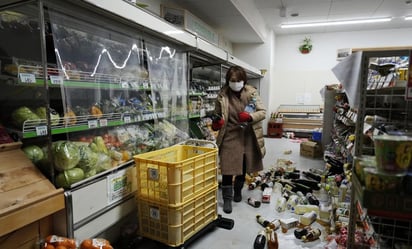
405 16 412 20
280 17 392 29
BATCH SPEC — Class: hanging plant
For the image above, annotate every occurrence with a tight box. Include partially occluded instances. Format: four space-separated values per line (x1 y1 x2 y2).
299 37 312 54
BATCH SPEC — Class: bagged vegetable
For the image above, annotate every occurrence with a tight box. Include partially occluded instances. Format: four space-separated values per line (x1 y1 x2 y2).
55 167 85 188
52 141 81 171
43 234 77 249
11 106 41 128
34 106 60 126
22 144 44 164
80 238 113 249
77 145 99 172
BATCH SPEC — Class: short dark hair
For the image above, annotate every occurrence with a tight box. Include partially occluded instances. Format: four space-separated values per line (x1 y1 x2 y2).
225 65 247 85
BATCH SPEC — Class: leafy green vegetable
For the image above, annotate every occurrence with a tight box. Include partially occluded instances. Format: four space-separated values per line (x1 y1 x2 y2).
55 167 85 188
22 145 44 164
77 145 98 172
52 141 81 171
89 136 108 154
34 107 60 126
11 106 41 128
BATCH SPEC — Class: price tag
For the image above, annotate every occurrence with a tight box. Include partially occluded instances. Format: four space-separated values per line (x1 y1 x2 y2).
49 75 63 85
123 115 131 123
19 73 36 84
99 119 108 127
121 81 129 88
107 169 131 204
142 81 149 89
35 126 48 136
88 120 98 128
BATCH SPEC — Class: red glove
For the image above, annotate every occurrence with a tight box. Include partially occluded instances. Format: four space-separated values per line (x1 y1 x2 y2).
212 118 224 131
238 111 252 123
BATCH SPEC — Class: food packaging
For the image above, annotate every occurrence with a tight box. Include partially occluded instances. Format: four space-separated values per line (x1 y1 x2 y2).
364 167 404 192
374 135 412 173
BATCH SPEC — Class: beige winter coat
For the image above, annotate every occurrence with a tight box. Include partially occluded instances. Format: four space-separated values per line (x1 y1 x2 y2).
214 84 266 174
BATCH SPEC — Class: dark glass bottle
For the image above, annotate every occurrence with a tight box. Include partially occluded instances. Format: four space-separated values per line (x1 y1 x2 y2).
291 178 320 190
306 192 320 206
302 171 322 182
294 227 309 239
301 228 321 242
253 230 267 249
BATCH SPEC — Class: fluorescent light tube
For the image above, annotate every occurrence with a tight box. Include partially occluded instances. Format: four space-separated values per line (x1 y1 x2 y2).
281 17 392 29
405 16 412 20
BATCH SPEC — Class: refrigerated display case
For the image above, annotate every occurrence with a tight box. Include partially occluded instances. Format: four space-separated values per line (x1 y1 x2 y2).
0 0 190 242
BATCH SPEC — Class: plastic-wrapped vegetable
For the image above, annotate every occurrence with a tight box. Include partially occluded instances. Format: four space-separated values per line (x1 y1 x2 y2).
95 153 112 172
52 141 81 171
89 136 108 154
11 106 41 128
34 107 60 126
55 167 85 188
77 145 99 172
22 145 44 164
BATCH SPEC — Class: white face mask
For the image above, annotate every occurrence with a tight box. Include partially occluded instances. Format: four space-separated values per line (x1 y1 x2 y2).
229 80 244 92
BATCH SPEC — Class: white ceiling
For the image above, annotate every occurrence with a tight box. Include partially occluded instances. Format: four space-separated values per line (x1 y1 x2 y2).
167 0 412 44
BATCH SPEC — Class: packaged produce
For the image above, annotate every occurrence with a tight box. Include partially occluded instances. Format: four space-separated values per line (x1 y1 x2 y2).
11 106 41 127
22 144 44 164
374 135 412 173
77 145 99 172
52 141 81 171
364 167 404 191
63 108 77 125
80 238 113 249
55 167 85 188
43 235 77 249
34 106 60 126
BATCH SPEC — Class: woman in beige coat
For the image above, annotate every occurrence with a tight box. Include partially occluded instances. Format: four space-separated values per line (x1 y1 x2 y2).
212 65 266 214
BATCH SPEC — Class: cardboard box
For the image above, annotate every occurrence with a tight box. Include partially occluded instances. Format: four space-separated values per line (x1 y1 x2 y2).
300 141 322 158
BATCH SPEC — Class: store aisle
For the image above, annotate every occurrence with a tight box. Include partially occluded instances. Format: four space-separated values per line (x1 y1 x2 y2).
134 137 326 249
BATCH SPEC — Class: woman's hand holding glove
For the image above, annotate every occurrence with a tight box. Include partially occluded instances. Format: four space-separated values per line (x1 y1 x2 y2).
238 111 252 123
212 118 225 131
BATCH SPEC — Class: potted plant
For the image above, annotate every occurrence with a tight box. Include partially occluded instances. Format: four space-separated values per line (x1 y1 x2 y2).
299 37 312 54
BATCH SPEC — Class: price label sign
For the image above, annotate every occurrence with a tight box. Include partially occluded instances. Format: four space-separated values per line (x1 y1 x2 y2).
123 115 131 123
121 81 129 88
142 81 149 89
99 119 108 127
35 126 48 136
107 169 132 204
88 120 98 129
19 73 36 84
50 75 63 85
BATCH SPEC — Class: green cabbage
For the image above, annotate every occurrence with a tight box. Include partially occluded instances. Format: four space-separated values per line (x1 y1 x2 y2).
52 141 80 171
22 145 44 164
77 145 99 172
11 106 41 128
55 167 85 188
34 107 60 126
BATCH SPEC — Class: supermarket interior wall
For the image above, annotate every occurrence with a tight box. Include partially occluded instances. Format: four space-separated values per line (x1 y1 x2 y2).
233 30 276 133
270 28 412 115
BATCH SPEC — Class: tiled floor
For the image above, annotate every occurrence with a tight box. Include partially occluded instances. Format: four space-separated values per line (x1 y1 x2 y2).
132 137 326 249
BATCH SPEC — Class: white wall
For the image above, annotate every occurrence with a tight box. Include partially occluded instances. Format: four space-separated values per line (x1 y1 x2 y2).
272 28 412 115
233 30 276 133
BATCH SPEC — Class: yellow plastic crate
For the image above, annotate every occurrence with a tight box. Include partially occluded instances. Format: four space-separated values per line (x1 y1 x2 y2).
137 186 218 247
133 144 218 206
